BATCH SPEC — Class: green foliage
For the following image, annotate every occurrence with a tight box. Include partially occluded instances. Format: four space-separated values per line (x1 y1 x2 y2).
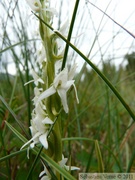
1 0 135 179
1 60 135 178
125 52 135 72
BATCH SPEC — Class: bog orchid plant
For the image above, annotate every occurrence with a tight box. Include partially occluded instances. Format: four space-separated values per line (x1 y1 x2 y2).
22 0 79 178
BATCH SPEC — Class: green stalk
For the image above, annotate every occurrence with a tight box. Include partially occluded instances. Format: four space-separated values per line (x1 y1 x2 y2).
126 148 135 172
61 0 80 70
95 140 104 172
0 39 39 54
24 35 31 127
26 146 43 180
38 2 62 165
0 149 26 163
0 127 11 177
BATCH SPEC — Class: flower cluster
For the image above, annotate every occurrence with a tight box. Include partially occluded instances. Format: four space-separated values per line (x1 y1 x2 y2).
22 65 78 150
23 0 80 178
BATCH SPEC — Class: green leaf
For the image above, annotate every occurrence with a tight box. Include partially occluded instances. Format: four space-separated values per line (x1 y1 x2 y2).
0 95 29 138
0 39 39 54
0 149 26 163
61 0 80 70
5 121 27 143
95 140 104 172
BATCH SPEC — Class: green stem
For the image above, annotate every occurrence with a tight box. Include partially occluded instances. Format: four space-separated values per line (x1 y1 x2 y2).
26 146 43 180
38 2 62 166
61 0 80 70
53 120 62 162
24 36 31 127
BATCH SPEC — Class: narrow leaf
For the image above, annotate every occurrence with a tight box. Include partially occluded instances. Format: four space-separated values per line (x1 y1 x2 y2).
5 121 27 143
95 140 104 172
0 95 29 138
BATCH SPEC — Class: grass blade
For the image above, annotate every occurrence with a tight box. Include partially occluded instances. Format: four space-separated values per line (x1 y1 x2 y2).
0 95 30 138
95 140 104 172
61 0 80 70
5 121 27 143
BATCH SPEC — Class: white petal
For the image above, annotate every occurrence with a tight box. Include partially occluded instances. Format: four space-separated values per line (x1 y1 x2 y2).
68 64 77 80
38 78 45 85
34 118 46 133
39 133 48 149
24 80 34 86
31 69 44 86
64 165 80 171
39 170 45 178
30 125 37 138
34 87 42 96
43 8 58 16
39 165 51 180
38 86 56 101
57 89 68 113
53 68 68 88
34 103 46 117
27 147 30 159
59 157 68 168
20 132 41 150
37 46 46 65
42 117 53 124
72 84 79 104
60 18 69 36
39 162 51 179
30 142 36 148
63 80 74 91
55 60 62 76
41 176 51 180
26 0 42 12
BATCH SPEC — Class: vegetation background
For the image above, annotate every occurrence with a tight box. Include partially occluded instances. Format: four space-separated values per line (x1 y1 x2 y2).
0 0 135 179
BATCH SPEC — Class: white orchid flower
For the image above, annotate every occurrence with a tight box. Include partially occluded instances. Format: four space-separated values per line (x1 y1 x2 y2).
39 162 51 180
59 155 80 171
24 69 44 86
26 0 42 12
38 65 79 113
21 116 53 149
